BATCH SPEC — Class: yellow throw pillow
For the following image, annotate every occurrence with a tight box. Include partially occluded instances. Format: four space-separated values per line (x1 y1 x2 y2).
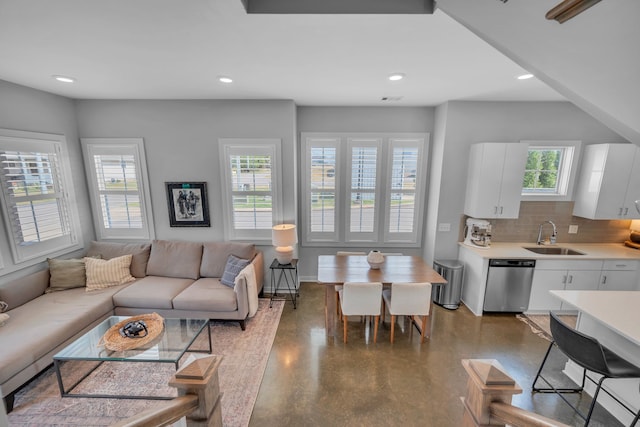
85 254 136 291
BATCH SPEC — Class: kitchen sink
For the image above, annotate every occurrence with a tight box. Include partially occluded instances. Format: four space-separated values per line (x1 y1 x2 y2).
522 246 586 255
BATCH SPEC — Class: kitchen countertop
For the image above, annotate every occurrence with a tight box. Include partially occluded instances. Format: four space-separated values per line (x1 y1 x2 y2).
458 242 640 260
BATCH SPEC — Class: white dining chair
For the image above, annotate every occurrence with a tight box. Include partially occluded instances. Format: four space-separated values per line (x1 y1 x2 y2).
382 282 432 343
338 282 383 344
335 251 366 316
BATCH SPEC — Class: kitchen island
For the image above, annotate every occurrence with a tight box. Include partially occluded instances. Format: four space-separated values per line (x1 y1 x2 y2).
550 290 640 425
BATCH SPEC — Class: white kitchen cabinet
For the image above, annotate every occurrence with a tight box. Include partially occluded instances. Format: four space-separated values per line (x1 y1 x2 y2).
464 142 529 219
599 260 640 291
573 143 640 219
527 260 602 313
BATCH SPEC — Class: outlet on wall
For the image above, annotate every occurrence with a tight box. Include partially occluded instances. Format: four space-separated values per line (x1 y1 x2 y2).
568 224 579 234
438 223 451 232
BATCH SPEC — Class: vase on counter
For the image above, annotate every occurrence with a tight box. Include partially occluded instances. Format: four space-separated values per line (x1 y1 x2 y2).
367 250 384 269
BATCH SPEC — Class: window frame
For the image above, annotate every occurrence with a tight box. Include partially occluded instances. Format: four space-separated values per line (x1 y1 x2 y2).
218 138 283 242
0 128 83 264
520 140 582 202
301 132 428 247
81 138 155 241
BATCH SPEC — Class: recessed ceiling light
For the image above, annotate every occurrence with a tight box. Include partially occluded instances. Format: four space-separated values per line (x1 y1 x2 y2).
52 75 75 83
388 73 405 81
218 76 233 83
517 73 534 80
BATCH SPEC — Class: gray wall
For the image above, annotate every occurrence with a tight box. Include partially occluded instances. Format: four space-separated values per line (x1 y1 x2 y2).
0 81 94 281
296 106 434 278
75 99 298 268
428 100 628 263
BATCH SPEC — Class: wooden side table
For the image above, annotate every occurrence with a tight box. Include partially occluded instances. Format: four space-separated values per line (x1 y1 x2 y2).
269 258 299 309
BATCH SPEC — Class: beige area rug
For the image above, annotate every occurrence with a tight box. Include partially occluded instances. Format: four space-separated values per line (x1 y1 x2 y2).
517 313 577 341
8 299 284 427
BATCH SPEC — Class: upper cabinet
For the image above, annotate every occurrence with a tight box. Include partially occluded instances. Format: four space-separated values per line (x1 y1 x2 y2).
464 142 529 219
573 143 640 219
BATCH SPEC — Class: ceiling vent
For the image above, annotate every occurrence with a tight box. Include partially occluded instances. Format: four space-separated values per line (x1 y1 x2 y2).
381 96 403 101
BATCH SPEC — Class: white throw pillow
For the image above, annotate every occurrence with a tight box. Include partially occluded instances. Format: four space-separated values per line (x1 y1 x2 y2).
85 254 136 291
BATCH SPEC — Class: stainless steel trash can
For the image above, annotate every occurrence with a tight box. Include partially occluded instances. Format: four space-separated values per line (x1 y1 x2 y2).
432 259 464 310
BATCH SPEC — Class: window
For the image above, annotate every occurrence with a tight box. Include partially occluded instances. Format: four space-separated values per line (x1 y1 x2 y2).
521 140 581 200
81 138 155 240
0 129 82 263
219 139 282 241
301 133 428 247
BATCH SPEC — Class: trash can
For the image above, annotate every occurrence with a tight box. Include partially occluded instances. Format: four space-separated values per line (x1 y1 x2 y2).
432 259 464 310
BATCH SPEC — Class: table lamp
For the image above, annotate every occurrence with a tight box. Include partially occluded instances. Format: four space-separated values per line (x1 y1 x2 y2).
272 224 297 264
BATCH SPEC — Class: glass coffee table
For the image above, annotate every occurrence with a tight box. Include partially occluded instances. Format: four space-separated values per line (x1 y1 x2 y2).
53 316 211 400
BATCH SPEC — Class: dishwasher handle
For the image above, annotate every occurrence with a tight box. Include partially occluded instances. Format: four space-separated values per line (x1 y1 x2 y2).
489 259 536 268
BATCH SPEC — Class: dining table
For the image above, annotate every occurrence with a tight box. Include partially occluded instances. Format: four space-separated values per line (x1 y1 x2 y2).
317 255 448 337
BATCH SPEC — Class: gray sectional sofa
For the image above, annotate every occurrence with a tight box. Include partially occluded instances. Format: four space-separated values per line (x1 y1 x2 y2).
0 239 263 411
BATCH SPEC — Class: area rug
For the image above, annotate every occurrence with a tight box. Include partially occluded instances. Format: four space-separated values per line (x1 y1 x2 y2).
7 299 284 427
517 313 577 341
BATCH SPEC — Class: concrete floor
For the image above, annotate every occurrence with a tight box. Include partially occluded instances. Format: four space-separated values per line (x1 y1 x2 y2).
250 282 623 427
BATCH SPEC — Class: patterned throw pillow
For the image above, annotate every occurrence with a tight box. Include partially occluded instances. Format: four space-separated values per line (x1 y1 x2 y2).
0 300 7 313
220 255 250 288
85 254 136 291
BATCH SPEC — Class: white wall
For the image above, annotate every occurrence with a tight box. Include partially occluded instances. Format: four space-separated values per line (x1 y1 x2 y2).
438 0 640 146
430 100 628 262
0 81 94 281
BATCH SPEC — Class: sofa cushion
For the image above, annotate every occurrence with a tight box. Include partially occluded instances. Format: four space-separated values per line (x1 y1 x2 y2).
220 255 251 288
112 276 194 309
146 240 203 280
46 257 89 292
0 285 125 385
86 241 152 278
200 242 256 278
172 278 238 312
0 269 49 311
85 255 136 291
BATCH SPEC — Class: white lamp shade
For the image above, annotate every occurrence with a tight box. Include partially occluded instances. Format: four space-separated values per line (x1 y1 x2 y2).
272 224 297 264
272 224 297 247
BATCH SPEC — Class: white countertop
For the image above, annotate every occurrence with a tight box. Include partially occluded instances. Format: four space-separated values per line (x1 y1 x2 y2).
550 290 640 345
458 242 640 260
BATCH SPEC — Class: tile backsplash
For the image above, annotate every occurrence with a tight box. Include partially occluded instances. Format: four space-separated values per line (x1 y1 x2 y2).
462 201 633 244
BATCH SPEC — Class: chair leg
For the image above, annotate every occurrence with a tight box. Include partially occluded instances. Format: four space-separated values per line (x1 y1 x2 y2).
373 315 379 343
532 341 555 391
584 377 607 427
381 300 386 323
343 315 348 343
390 315 396 343
420 315 428 343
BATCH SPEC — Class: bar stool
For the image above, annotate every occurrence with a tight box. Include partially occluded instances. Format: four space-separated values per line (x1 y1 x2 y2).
532 311 640 426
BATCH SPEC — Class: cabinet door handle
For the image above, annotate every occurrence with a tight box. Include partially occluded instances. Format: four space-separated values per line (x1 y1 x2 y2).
562 275 567 284
619 207 624 216
500 206 504 214
568 275 573 284
624 207 629 215
602 275 607 285
494 206 498 214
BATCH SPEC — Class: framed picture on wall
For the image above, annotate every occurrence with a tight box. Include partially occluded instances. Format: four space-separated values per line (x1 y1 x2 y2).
166 182 210 227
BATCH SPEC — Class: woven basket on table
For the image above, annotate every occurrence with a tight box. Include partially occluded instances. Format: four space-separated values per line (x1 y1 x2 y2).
99 312 165 352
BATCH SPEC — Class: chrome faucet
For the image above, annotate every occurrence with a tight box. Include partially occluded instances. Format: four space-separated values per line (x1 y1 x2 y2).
537 221 557 245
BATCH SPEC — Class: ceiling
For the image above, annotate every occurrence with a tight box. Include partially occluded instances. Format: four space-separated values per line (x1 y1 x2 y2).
0 0 565 106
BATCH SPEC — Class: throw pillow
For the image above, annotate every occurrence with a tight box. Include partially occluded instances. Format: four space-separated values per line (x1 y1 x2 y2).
220 255 250 288
0 312 9 327
0 300 7 312
46 257 90 292
85 254 136 291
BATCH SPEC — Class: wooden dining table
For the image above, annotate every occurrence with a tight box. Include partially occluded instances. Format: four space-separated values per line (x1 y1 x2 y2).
317 255 448 337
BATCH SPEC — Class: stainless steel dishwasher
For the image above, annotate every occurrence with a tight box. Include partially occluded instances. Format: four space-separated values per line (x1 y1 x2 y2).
483 259 536 312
